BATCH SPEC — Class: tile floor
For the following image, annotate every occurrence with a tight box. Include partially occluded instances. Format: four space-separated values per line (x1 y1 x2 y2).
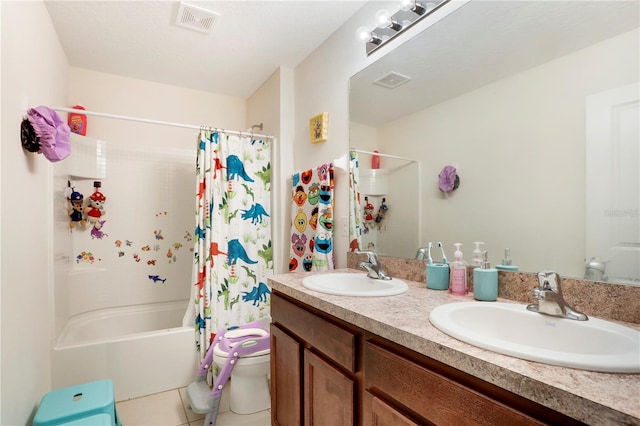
116 385 271 426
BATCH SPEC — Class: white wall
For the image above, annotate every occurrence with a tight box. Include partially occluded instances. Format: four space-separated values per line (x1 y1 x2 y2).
67 67 246 139
292 0 469 267
58 68 246 321
1 2 69 424
293 1 404 268
246 68 292 274
377 29 639 276
0 1 474 422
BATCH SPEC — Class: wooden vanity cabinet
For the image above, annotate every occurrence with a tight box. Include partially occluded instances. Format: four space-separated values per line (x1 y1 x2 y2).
271 291 584 426
271 292 359 426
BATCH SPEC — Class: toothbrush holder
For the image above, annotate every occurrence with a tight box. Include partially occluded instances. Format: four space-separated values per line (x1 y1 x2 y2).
427 263 450 290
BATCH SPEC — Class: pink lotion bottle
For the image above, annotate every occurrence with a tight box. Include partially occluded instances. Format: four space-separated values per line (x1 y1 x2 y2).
449 243 468 295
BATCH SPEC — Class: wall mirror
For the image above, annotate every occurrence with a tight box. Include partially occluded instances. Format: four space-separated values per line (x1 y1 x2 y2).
349 0 639 285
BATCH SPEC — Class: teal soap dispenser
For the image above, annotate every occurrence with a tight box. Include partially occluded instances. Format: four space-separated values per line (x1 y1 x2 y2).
473 251 498 301
495 248 519 271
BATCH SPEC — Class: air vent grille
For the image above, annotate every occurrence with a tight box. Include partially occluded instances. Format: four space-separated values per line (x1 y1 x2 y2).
373 72 411 89
176 2 220 34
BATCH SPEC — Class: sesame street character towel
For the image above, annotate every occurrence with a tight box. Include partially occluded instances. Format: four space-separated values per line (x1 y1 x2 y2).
289 163 334 272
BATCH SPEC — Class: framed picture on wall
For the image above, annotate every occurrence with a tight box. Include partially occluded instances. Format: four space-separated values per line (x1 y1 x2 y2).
309 112 328 143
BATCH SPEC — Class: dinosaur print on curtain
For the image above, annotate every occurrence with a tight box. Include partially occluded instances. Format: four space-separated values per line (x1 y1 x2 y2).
349 151 363 252
192 130 272 366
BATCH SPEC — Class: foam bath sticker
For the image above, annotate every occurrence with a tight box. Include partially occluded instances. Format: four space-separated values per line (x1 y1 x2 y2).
155 211 168 217
148 274 166 283
147 259 156 265
133 253 140 263
167 248 176 263
184 231 192 241
114 240 122 248
90 222 108 240
154 229 164 240
76 251 97 264
173 242 183 250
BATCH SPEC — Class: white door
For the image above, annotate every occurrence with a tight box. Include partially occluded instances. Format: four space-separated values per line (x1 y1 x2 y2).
586 82 640 284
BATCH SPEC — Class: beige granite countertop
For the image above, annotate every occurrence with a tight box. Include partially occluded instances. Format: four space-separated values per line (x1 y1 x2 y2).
268 269 640 426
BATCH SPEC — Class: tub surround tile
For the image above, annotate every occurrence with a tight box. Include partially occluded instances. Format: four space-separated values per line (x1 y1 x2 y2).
270 269 640 425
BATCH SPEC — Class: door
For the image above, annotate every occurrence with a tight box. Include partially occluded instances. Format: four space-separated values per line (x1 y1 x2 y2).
586 82 640 284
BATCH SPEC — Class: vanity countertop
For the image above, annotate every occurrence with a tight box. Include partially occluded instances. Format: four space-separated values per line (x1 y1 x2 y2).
268 269 640 426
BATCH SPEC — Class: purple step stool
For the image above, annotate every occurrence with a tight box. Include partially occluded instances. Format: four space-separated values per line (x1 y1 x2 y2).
33 379 120 426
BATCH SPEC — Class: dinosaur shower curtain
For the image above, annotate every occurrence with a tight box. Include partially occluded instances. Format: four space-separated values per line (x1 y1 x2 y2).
349 151 363 252
192 130 272 364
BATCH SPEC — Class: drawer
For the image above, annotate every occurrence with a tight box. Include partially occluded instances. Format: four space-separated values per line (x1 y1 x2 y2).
364 341 544 426
272 293 357 372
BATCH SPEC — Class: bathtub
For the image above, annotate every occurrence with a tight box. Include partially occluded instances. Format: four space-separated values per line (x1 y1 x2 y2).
52 300 198 401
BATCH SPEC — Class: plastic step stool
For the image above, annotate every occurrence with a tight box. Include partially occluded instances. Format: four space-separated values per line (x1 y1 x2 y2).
33 379 120 426
58 414 113 425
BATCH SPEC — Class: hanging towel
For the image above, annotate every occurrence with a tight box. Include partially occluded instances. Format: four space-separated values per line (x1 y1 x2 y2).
289 163 334 272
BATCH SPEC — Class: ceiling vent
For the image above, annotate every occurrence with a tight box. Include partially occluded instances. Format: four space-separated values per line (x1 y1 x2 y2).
373 72 411 89
175 2 220 34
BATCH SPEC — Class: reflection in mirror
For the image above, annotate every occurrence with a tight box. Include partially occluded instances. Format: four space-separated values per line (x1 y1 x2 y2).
349 147 420 259
349 1 639 285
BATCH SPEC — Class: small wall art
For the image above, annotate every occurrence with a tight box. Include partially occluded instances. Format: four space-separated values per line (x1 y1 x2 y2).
309 112 328 143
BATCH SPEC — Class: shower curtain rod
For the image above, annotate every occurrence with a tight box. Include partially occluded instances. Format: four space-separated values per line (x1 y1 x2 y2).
52 106 275 140
350 148 417 163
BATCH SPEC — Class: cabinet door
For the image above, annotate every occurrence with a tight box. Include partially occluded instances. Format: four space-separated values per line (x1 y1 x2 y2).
365 342 546 425
304 349 354 426
271 324 302 426
363 391 420 426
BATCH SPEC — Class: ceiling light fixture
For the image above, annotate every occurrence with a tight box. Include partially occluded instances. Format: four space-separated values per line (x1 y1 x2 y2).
360 0 448 55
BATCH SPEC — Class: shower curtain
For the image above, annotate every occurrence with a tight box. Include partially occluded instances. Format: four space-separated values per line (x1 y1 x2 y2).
192 130 272 364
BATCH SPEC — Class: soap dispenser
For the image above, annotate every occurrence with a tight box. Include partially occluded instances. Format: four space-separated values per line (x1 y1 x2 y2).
470 242 485 267
473 251 498 301
495 248 519 271
449 243 468 295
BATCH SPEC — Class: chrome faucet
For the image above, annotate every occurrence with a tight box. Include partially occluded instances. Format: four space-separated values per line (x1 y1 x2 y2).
357 250 391 280
526 271 588 321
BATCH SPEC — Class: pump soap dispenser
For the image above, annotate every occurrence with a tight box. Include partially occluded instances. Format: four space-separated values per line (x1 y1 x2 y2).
495 248 519 271
470 242 485 267
473 251 498 301
449 243 468 295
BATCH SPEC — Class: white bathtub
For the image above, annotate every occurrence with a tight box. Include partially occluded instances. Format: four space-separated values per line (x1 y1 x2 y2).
52 300 198 401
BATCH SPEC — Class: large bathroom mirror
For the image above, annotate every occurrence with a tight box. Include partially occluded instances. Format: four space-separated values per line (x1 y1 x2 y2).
349 0 639 285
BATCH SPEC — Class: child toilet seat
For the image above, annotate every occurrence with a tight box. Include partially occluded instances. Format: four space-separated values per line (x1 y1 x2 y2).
186 317 271 425
214 328 270 358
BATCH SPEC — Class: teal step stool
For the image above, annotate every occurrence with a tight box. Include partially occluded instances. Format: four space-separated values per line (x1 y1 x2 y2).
33 379 121 426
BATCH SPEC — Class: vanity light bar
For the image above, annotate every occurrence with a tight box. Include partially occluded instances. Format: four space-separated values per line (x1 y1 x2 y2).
362 0 449 56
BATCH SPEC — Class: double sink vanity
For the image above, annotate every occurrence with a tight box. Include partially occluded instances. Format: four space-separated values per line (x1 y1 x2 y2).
268 265 640 425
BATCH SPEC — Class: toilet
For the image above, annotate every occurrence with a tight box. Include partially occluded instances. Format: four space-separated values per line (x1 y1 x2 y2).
212 317 271 415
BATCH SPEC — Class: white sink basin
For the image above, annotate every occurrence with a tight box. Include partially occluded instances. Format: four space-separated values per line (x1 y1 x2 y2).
429 302 640 373
302 272 408 297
